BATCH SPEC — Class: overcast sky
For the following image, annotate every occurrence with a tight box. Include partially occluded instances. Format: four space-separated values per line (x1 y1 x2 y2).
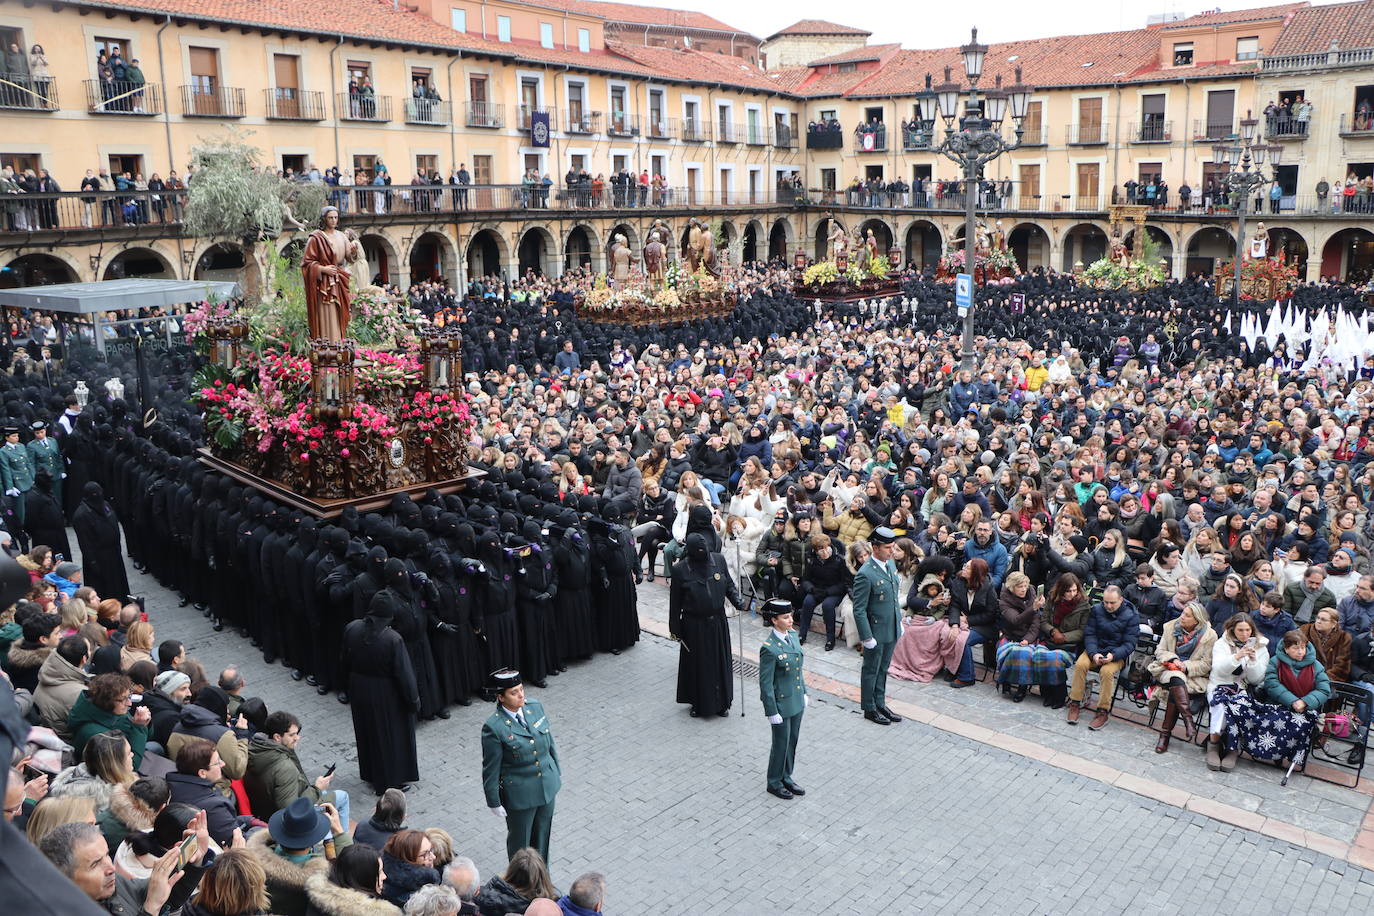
695 0 1344 52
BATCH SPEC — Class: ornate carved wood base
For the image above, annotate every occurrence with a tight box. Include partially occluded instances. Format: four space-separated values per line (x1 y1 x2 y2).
797 279 902 303
196 447 485 519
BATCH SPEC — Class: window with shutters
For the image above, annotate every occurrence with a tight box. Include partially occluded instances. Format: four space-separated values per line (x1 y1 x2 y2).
272 54 301 118
497 16 511 43
1236 37 1259 61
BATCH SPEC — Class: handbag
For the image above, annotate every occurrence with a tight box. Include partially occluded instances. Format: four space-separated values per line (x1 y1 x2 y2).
1321 713 1354 739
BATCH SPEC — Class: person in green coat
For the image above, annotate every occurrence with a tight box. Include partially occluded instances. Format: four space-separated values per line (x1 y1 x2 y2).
67 672 151 769
0 424 35 528
852 527 903 725
759 598 808 800
25 420 62 508
481 669 561 865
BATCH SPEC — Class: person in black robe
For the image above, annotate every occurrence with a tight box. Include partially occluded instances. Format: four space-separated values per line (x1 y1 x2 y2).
69 481 129 600
421 535 474 708
212 484 248 633
477 529 520 674
669 532 744 717
381 554 448 721
516 519 558 688
311 527 352 694
321 539 369 703
23 469 70 560
588 503 640 654
280 516 317 680
550 509 596 663
58 414 94 522
349 546 390 622
341 590 419 794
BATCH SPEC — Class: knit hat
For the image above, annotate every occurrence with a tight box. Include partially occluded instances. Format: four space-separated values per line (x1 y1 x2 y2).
1068 535 1090 554
53 561 80 579
154 670 190 695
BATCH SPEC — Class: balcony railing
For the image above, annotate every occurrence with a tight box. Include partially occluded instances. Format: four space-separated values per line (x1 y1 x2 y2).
404 98 450 125
746 124 768 146
607 112 639 136
855 125 887 152
808 182 1104 214
338 92 391 122
1131 120 1172 143
1018 126 1045 146
265 89 325 121
717 122 741 144
1339 112 1374 136
771 125 796 149
1264 114 1309 139
806 126 843 149
902 123 935 150
1193 118 1237 140
0 189 188 233
518 105 557 131
466 101 503 128
680 119 710 142
1262 46 1374 71
1066 122 1108 145
647 116 671 139
565 110 602 135
84 80 159 115
0 73 58 111
181 85 245 118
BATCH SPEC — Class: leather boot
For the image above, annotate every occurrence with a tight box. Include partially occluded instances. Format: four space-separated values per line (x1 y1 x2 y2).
1155 698 1179 754
1206 735 1223 771
1168 683 1196 740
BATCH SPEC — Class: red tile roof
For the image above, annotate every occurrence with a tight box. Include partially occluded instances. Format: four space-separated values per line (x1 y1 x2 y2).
1161 2 1307 29
533 0 749 36
766 20 872 40
807 44 901 67
605 42 793 93
1269 0 1374 53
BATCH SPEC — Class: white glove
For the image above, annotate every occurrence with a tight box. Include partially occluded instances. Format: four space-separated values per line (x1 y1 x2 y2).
767 714 783 725
804 694 810 708
4 489 17 497
862 638 877 649
489 805 506 818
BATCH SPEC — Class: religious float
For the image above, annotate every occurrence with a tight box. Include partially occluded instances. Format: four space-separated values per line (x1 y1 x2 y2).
576 217 738 325
933 219 1020 285
794 218 903 302
1081 205 1167 291
188 207 476 516
1217 221 1301 302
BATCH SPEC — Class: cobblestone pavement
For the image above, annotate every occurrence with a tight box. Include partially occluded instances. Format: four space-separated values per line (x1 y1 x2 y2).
111 556 1374 914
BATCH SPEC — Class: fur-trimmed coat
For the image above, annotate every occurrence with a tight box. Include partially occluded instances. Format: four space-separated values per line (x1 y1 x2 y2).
97 783 156 853
247 828 331 916
303 872 401 916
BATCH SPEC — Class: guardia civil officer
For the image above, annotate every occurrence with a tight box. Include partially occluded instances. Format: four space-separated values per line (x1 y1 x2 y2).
481 669 561 865
853 527 904 726
759 598 809 800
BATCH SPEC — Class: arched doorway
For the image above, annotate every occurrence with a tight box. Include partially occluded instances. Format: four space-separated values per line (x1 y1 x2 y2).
1062 223 1108 272
278 238 307 267
768 218 792 262
904 220 942 270
517 227 557 277
858 218 893 255
0 254 78 289
1185 227 1235 277
465 229 505 280
1122 226 1174 273
1008 223 1050 271
194 243 246 282
564 226 594 272
717 221 736 267
410 231 454 284
606 223 639 266
814 216 843 260
1320 228 1374 282
741 221 760 264
359 234 395 285
1267 227 1309 277
103 247 175 281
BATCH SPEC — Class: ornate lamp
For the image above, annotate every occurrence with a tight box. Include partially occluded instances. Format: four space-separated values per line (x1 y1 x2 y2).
419 326 461 390
960 27 987 85
205 315 248 369
888 245 901 268
836 250 849 273
74 381 90 408
310 338 355 421
793 249 807 270
935 66 962 125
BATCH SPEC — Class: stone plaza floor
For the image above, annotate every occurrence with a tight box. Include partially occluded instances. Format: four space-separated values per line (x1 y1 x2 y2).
109 555 1374 914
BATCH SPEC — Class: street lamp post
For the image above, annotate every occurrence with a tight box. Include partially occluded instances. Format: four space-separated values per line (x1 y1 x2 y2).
933 28 1032 372
1215 110 1284 307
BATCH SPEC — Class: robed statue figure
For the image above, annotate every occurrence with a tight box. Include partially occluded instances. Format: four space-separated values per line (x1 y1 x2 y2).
302 206 361 342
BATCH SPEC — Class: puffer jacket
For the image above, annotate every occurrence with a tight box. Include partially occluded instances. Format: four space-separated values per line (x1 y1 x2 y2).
801 543 850 599
304 872 401 916
67 691 149 768
50 762 116 811
472 877 531 916
166 703 249 779
244 733 320 819
601 461 642 505
737 433 772 471
33 649 90 739
1262 642 1331 709
821 504 874 546
1090 549 1134 591
780 533 811 581
1083 598 1141 661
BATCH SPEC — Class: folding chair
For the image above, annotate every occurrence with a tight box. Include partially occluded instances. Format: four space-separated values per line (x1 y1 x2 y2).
1111 633 1160 718
1288 682 1372 788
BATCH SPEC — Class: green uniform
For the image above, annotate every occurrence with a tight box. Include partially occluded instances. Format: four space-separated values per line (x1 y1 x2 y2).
851 556 901 712
26 435 62 505
480 697 561 864
0 441 35 526
759 628 806 791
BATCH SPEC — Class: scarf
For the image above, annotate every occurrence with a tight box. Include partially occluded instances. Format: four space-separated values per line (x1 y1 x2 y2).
1278 655 1316 699
1297 585 1321 623
1173 622 1203 662
1052 597 1078 628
